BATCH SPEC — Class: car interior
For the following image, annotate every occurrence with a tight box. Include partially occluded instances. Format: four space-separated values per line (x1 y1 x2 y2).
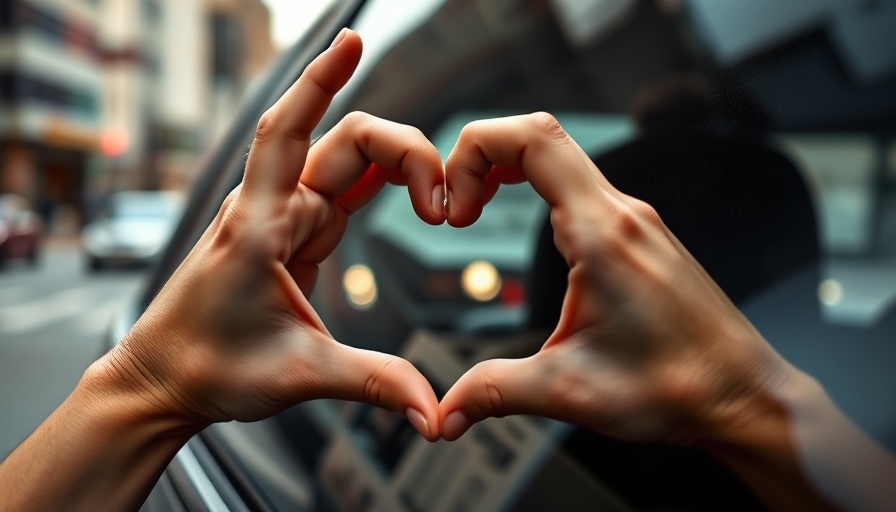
129 0 896 510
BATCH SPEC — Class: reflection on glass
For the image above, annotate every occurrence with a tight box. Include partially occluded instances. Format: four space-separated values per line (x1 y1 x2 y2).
343 264 378 309
818 278 844 306
462 260 501 302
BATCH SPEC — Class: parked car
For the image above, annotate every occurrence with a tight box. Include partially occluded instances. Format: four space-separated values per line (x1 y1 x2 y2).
106 0 896 510
0 194 42 268
82 191 183 271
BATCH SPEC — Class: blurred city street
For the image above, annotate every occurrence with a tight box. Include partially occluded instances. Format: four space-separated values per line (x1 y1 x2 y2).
0 0 305 459
0 237 144 458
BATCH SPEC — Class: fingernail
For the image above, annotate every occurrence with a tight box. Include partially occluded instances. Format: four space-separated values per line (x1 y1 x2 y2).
442 410 471 441
431 185 445 220
330 28 348 48
406 407 430 439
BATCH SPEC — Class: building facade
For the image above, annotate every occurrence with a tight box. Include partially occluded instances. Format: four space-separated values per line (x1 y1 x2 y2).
0 0 104 234
0 0 275 235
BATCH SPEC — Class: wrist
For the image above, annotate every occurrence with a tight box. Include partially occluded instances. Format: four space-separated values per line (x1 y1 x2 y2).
0 350 205 511
689 366 840 510
693 365 806 451
661 326 800 448
82 341 211 436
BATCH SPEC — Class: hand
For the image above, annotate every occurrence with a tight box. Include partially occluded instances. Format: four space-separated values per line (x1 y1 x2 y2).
438 113 796 444
88 30 444 440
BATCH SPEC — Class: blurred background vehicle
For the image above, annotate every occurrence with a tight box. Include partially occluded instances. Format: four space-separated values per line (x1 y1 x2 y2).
81 190 183 271
0 194 42 268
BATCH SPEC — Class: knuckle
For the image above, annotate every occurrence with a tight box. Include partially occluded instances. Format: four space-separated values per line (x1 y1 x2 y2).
550 209 597 263
472 360 507 417
457 119 489 145
552 202 649 268
528 111 567 143
254 109 278 143
211 193 245 247
576 199 641 254
215 188 238 218
401 124 427 144
458 164 482 180
298 70 338 96
629 198 663 227
611 206 642 242
363 357 404 406
341 111 372 147
342 110 370 128
485 381 507 418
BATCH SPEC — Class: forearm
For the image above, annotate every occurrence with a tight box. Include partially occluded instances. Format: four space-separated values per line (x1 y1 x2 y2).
0 357 202 512
700 369 896 512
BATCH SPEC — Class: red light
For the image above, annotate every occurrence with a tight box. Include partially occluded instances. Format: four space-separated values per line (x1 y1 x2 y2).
500 278 525 306
99 127 129 157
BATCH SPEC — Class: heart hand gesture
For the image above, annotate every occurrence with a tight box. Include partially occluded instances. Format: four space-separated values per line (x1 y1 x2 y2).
98 30 444 440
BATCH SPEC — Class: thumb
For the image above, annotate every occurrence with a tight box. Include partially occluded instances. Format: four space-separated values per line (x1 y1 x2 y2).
439 355 554 441
317 342 441 442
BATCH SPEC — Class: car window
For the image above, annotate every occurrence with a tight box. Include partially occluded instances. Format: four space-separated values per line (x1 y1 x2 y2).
299 1 896 510
334 0 896 335
136 1 896 510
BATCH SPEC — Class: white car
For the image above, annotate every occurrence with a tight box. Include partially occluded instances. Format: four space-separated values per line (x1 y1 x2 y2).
82 191 183 271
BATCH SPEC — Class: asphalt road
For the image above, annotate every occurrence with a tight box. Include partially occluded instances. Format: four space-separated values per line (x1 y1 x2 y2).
0 241 145 458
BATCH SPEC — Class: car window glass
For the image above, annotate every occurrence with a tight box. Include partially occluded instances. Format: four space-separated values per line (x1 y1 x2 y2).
333 0 896 333
134 1 896 510
309 6 896 506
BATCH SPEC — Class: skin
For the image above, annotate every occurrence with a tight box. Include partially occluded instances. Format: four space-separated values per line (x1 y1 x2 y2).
1 29 894 512
437 113 896 511
0 29 443 511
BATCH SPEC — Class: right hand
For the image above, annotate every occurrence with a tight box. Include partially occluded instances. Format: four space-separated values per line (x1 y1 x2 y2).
438 113 797 444
88 30 444 440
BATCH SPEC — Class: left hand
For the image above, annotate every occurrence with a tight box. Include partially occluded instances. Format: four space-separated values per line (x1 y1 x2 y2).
88 29 444 440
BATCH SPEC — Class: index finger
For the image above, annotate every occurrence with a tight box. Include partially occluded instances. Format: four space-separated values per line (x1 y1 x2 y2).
301 112 445 224
243 29 362 200
444 112 612 227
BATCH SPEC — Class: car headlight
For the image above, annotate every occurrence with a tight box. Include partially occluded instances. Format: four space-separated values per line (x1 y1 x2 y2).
343 264 378 309
461 260 501 302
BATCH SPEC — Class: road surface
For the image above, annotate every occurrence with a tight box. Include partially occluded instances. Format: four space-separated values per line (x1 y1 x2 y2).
0 242 144 458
